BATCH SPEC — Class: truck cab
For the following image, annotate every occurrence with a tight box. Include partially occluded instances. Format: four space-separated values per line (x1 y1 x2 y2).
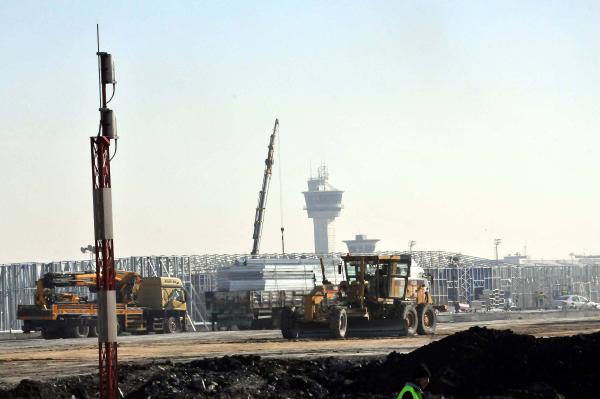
135 277 187 334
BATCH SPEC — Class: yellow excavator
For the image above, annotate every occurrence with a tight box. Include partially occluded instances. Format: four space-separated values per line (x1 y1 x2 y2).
280 254 437 339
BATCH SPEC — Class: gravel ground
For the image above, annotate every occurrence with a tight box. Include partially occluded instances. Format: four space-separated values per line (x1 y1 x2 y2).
1 326 598 399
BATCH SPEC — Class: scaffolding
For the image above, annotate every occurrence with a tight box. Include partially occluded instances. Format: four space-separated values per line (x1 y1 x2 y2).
2 251 600 331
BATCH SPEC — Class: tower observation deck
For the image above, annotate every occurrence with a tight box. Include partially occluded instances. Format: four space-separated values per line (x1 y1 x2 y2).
302 166 344 254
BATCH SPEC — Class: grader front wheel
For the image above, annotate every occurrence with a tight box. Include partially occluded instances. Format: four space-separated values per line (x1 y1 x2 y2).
328 307 348 339
280 306 300 339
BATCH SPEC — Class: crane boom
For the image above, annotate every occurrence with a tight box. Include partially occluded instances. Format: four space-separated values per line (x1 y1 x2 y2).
251 119 279 256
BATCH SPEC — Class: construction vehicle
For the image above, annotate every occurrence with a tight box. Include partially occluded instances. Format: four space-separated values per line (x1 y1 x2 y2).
205 289 306 330
251 118 279 256
280 254 437 338
18 270 187 339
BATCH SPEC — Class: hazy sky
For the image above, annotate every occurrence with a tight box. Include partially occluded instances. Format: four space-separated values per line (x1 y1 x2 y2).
1 1 599 264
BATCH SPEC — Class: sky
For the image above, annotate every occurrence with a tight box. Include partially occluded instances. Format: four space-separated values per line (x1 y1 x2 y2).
1 1 599 264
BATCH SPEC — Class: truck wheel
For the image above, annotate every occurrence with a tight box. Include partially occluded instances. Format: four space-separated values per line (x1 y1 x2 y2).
399 304 418 336
71 325 90 339
163 316 178 334
329 307 348 339
416 303 436 335
280 306 299 339
88 324 99 338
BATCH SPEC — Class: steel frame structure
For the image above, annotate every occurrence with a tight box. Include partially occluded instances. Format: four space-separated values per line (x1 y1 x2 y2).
4 251 600 331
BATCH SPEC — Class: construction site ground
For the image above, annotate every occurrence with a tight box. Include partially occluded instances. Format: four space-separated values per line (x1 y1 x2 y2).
1 315 599 391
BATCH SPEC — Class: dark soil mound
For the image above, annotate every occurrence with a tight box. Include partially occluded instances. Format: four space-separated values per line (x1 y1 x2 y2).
1 327 598 398
354 326 600 398
0 376 94 399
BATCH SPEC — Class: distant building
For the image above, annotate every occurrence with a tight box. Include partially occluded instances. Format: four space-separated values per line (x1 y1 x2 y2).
503 253 528 265
343 234 380 253
303 166 343 254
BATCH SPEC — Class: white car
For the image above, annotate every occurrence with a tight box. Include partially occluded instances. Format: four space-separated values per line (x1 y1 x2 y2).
552 295 600 310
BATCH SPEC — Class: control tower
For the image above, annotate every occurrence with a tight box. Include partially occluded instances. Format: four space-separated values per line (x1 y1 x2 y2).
303 165 344 254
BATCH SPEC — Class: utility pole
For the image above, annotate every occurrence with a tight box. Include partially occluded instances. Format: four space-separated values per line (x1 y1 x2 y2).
91 26 119 399
408 240 416 254
494 238 502 266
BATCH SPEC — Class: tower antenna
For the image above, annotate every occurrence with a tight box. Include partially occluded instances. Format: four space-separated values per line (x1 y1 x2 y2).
96 24 102 109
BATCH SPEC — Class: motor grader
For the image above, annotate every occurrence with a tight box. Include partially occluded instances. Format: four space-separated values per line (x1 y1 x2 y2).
280 254 437 339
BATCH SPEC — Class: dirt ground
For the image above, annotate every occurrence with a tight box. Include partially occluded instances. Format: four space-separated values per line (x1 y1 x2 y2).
1 316 599 391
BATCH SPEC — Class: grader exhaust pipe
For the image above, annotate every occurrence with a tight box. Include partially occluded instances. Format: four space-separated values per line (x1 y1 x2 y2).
319 258 331 285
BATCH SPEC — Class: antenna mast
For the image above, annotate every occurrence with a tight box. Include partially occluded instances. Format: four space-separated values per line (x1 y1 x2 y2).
91 24 119 399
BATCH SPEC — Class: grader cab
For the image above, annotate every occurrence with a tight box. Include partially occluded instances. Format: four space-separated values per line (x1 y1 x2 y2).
280 254 437 339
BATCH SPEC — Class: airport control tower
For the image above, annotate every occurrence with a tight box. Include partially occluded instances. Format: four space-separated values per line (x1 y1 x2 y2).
303 165 344 254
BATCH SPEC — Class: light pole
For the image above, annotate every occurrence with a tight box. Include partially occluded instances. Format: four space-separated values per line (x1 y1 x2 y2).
494 238 502 265
81 244 95 266
408 240 416 254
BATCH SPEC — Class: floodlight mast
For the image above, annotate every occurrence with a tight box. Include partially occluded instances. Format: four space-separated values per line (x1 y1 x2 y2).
91 25 119 399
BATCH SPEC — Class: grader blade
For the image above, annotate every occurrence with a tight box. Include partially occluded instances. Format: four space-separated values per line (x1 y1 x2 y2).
295 321 334 338
289 318 409 339
345 318 409 338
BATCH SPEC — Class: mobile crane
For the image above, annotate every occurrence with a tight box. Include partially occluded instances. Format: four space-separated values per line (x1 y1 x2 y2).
251 119 279 256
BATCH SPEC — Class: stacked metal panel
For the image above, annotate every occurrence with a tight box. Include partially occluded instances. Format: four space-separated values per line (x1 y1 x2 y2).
215 258 344 292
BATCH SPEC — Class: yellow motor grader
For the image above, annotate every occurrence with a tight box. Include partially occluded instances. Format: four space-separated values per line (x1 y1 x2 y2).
280 254 436 339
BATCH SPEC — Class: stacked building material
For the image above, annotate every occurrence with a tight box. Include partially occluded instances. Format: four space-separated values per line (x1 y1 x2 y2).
216 258 343 292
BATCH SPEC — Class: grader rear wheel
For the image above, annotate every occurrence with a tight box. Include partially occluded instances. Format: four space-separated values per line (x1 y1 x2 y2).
416 303 436 335
399 304 418 336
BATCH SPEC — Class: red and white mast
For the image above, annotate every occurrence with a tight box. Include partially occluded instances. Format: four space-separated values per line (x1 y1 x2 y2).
91 26 119 399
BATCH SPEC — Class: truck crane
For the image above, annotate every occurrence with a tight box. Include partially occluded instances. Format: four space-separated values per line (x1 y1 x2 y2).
19 270 187 339
33 270 142 309
251 118 279 256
